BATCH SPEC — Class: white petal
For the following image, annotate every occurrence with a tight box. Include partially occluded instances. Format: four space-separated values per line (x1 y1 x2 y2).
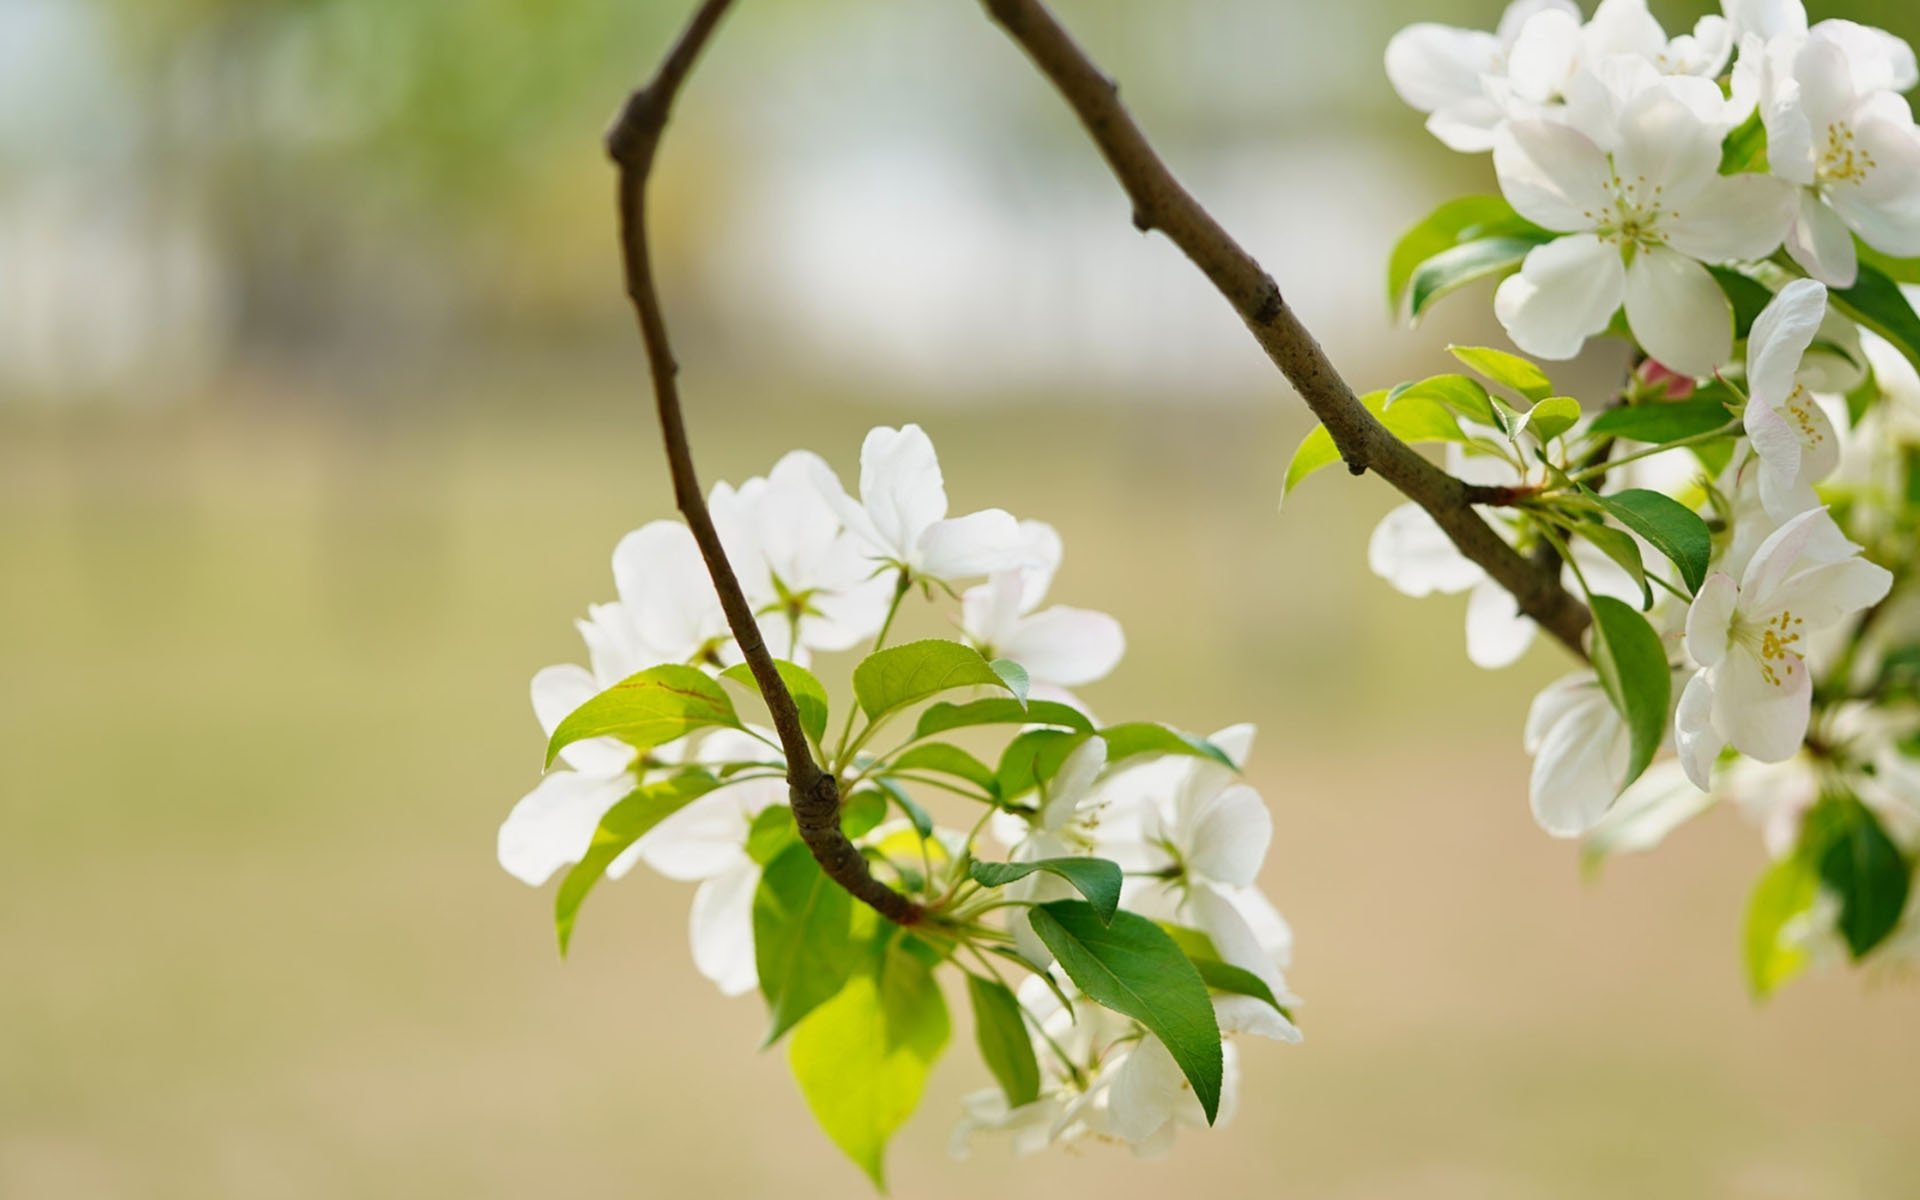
1747 278 1830 406
1385 24 1501 114
1040 737 1110 830
1746 398 1808 518
1685 572 1740 668
1492 120 1613 231
915 509 1034 582
1000 607 1126 688
635 783 762 882
689 862 760 997
612 521 724 663
1766 556 1894 631
1812 18 1919 94
1508 9 1584 105
1726 0 1806 41
1711 647 1812 763
858 424 949 560
1584 0 1668 62
1496 234 1628 361
1674 669 1725 791
1367 504 1484 597
497 770 633 886
1784 192 1860 287
1213 994 1301 1044
1614 84 1725 206
1186 883 1291 1001
1525 673 1601 754
1106 1039 1193 1146
1830 105 1920 256
1662 173 1794 263
1739 506 1854 607
1465 578 1538 669
1585 760 1716 856
1428 99 1511 154
532 664 636 777
1183 784 1272 888
1623 246 1732 378
1528 687 1630 836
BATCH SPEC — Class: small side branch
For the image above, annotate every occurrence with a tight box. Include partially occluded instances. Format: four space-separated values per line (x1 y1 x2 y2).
976 0 1591 657
608 0 919 924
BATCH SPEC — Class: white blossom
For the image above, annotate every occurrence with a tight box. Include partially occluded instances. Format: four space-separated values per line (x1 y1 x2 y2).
959 521 1125 694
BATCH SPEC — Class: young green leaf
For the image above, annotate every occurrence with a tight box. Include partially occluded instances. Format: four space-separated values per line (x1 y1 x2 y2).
1805 796 1912 959
1598 489 1712 594
1448 345 1555 402
995 728 1092 802
1744 855 1821 999
889 743 998 794
754 842 862 1046
1027 901 1224 1124
1522 395 1584 442
912 697 1095 740
1099 722 1238 770
1588 396 1733 443
965 974 1042 1108
545 664 741 767
1283 390 1465 501
554 772 718 954
1832 260 1920 376
874 778 936 841
1409 236 1544 321
852 639 1021 723
1576 524 1652 610
1387 194 1537 309
969 857 1124 924
721 660 830 747
1388 373 1499 426
989 659 1030 705
1587 595 1672 791
789 944 949 1190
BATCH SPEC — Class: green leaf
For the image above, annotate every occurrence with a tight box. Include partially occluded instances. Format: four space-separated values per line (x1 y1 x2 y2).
1099 722 1238 770
1588 396 1734 444
852 639 1020 724
969 857 1124 924
912 698 1094 739
1449 345 1555 402
1283 390 1465 500
1587 595 1672 792
1576 524 1652 610
1388 373 1498 426
1189 956 1294 1022
1598 489 1713 594
839 790 888 840
890 743 997 794
554 772 719 954
721 660 830 748
789 943 949 1190
1832 260 1920 377
546 664 741 768
755 841 861 1045
1745 855 1821 999
1522 395 1583 442
989 659 1030 705
994 728 1091 802
1858 239 1920 284
1387 194 1537 309
1720 111 1769 174
1409 236 1543 320
1709 267 1774 339
1027 901 1224 1124
965 974 1041 1108
874 778 936 841
747 804 799 865
1806 796 1912 959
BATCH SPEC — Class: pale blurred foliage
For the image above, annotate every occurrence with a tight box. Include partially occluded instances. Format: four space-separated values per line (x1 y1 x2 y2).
6 0 1920 1197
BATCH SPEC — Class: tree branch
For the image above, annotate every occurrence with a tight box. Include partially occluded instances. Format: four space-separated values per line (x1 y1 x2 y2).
976 0 1592 658
608 0 919 925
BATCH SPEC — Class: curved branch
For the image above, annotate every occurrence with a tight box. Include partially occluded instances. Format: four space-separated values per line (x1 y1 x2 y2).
608 0 919 925
976 0 1592 657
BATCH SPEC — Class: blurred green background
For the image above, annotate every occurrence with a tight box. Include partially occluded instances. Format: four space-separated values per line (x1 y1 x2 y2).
6 0 1920 1195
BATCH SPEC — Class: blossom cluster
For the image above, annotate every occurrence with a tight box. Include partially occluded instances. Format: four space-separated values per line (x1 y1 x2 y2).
1353 0 1920 991
500 424 1298 1182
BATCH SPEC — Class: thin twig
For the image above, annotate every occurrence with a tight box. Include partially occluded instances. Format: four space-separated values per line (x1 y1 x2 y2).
976 0 1592 658
608 0 919 924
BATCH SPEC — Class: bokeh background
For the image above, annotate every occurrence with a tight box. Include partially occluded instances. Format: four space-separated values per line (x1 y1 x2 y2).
6 0 1920 1195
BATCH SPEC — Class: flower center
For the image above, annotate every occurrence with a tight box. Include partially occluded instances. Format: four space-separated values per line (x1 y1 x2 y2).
1817 121 1875 187
1784 385 1827 448
1735 608 1806 688
1589 162 1674 251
